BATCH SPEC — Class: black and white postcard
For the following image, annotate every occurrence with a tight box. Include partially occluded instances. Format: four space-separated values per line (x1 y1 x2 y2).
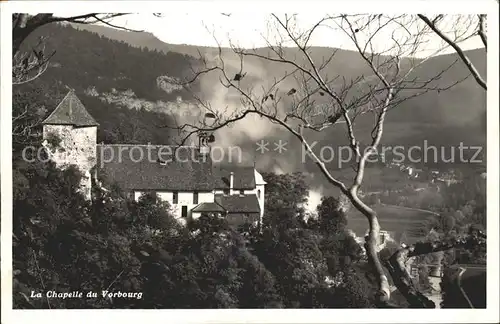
1 1 499 323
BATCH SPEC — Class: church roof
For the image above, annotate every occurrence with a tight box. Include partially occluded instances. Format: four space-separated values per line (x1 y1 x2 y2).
215 194 261 213
213 166 256 190
42 90 99 127
97 145 214 191
192 202 226 213
96 144 265 193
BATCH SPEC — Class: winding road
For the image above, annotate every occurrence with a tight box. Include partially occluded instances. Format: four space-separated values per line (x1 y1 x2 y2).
457 267 474 308
379 203 440 216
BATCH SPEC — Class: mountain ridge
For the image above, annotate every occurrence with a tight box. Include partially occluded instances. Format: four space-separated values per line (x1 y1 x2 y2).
71 22 486 130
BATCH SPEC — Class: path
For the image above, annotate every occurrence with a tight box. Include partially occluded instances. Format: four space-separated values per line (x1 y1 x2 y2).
379 203 440 216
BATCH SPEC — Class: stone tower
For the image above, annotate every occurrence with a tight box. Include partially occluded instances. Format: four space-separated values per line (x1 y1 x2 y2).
42 90 99 199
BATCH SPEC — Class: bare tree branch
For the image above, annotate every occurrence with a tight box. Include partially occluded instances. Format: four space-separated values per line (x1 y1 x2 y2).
169 13 481 307
12 13 134 55
478 14 487 48
418 14 486 90
12 13 140 85
12 35 57 85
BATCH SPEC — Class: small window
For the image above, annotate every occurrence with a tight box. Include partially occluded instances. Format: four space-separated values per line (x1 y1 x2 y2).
239 190 244 195
193 191 199 204
173 191 178 204
257 189 261 198
181 206 188 218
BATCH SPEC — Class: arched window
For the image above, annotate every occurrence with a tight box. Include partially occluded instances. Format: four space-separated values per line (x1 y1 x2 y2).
257 189 261 199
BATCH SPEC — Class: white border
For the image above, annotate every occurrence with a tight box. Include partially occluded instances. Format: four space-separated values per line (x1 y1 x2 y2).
1 1 499 323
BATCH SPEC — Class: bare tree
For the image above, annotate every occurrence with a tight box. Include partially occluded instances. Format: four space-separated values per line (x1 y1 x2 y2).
12 13 136 85
418 14 487 90
170 14 486 307
12 101 46 146
11 13 144 143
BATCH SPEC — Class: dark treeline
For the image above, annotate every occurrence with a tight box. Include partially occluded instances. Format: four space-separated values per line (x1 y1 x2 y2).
12 151 486 309
13 160 377 308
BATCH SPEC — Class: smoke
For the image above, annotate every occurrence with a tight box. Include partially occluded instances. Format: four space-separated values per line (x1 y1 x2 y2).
94 50 299 167
305 188 323 215
272 164 285 175
191 51 297 162
201 78 277 148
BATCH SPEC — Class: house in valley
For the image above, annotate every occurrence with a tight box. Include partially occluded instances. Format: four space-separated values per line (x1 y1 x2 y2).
42 90 267 227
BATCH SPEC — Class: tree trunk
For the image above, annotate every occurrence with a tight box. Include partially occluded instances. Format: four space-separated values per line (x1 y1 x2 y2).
12 14 54 56
385 249 436 308
348 189 391 304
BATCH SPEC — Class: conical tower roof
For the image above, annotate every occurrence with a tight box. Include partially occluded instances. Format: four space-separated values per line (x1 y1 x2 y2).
42 90 99 127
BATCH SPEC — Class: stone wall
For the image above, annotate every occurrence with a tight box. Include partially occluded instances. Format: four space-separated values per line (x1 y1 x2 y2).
43 124 97 199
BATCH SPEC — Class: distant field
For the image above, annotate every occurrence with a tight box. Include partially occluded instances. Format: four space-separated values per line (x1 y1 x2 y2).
347 204 437 244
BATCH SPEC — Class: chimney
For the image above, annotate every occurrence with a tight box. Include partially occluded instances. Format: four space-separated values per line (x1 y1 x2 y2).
198 131 210 156
199 145 210 155
230 172 234 195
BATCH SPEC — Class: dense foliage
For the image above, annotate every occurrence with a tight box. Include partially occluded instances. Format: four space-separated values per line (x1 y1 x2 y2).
13 153 380 308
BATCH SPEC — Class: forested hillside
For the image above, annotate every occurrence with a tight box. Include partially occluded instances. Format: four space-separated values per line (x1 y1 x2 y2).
75 22 486 133
73 23 486 174
18 22 486 152
15 22 202 144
